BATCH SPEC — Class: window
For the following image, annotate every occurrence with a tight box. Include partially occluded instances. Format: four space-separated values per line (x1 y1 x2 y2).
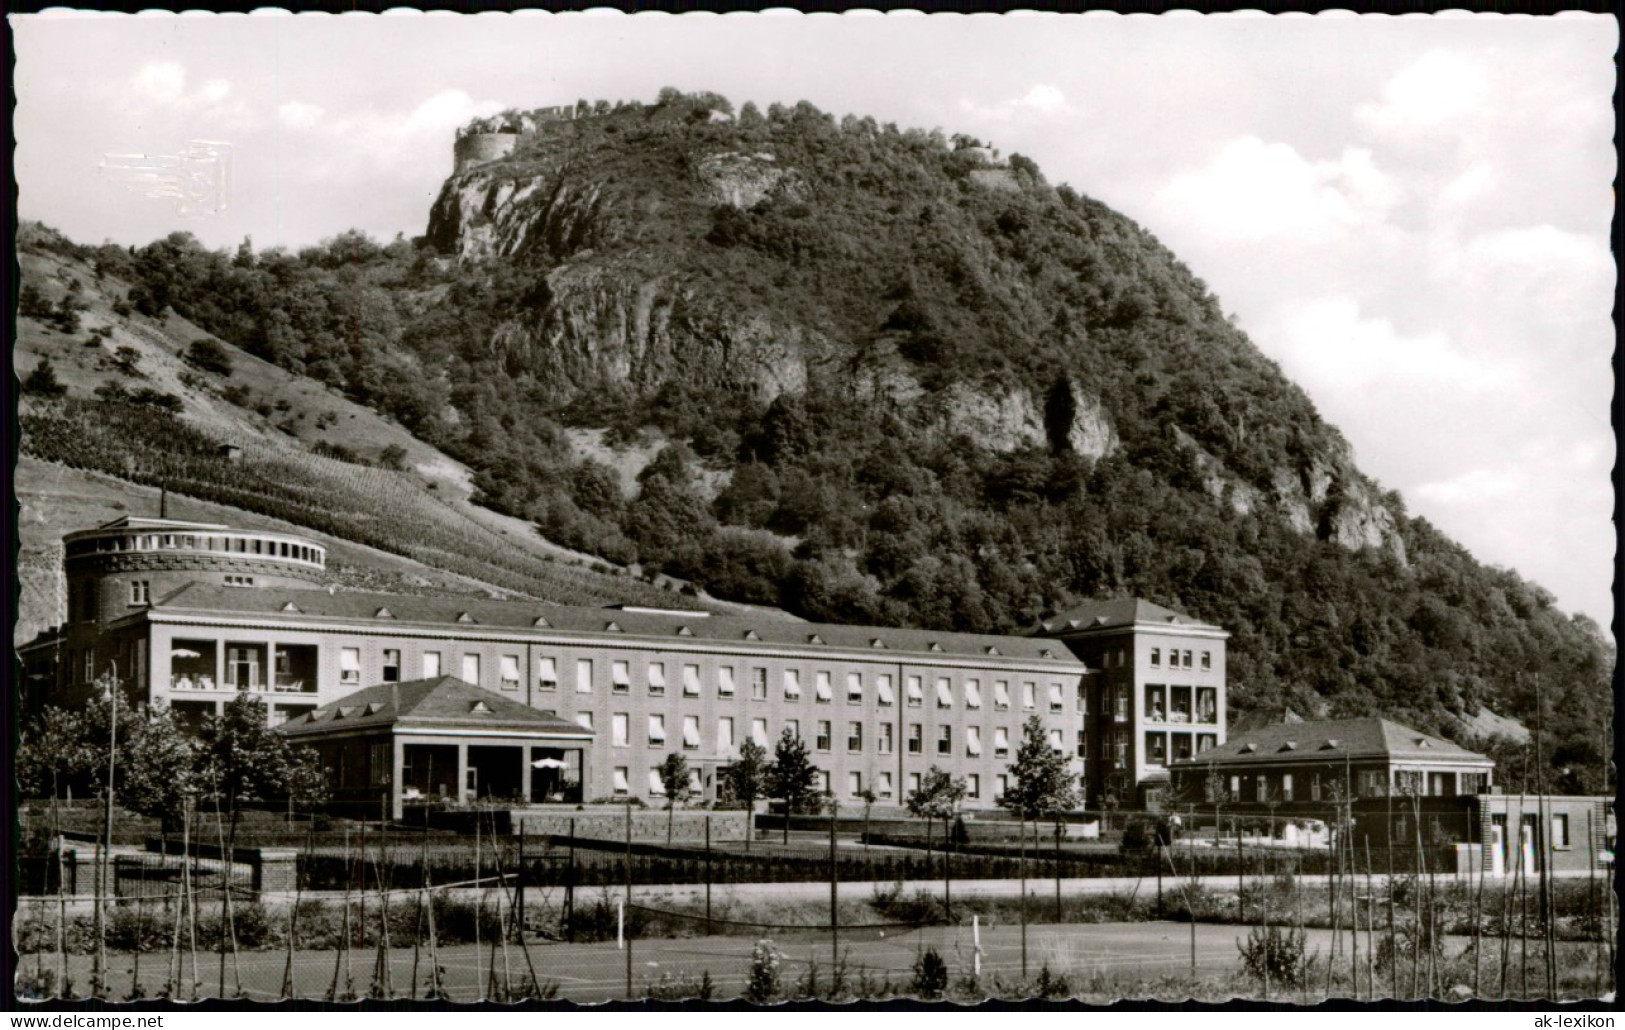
994 681 1010 711
223 574 254 587
1363 770 1392 797
936 677 953 709
1201 651 1212 670
847 672 863 704
965 679 982 709
130 580 149 605
1022 682 1036 710
648 662 666 696
994 726 1010 758
1077 729 1087 758
1049 728 1064 753
906 676 924 707
751 718 769 747
500 655 521 691
538 657 558 691
612 713 629 748
717 717 734 752
1460 772 1488 795
1145 732 1166 766
1112 686 1129 720
751 668 768 701
576 659 593 693
683 664 701 697
908 772 921 795
877 723 893 754
688 768 703 796
848 771 862 798
966 726 982 757
876 674 894 706
815 671 833 703
907 724 923 754
1048 682 1065 713
84 649 96 682
966 774 980 799
423 651 441 678
1170 686 1192 723
1196 688 1217 724
649 769 666 796
1145 685 1166 723
461 653 480 686
648 714 666 747
1282 773 1294 801
1150 647 1161 667
612 660 631 693
341 647 362 685
382 649 401 683
816 720 832 752
577 712 594 731
1311 774 1322 802
613 768 629 795
937 725 952 756
1182 650 1194 669
816 770 831 793
996 774 1008 802
682 715 701 751
718 666 736 698
1112 731 1129 770
783 669 802 700
1230 775 1241 799
1552 814 1571 849
1173 733 1193 762
847 721 863 752
878 771 894 799
785 718 800 741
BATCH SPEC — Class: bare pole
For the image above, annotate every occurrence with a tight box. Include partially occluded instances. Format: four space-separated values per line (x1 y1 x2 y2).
330 828 351 1002
94 665 118 998
184 802 200 1001
1364 836 1375 1001
211 775 242 997
1473 808 1485 999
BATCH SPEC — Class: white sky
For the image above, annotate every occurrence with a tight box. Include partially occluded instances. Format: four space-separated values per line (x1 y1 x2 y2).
12 11 1616 627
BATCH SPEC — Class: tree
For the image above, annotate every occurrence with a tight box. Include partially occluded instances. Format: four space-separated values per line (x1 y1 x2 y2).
22 357 67 398
1001 715 1079 838
906 766 967 855
722 737 770 852
195 692 324 850
768 729 820 844
119 705 199 829
856 787 878 847
17 706 98 799
19 282 53 320
656 752 690 846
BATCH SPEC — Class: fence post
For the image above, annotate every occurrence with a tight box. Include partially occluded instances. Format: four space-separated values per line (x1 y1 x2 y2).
516 823 525 940
829 802 839 974
566 817 576 942
705 815 713 935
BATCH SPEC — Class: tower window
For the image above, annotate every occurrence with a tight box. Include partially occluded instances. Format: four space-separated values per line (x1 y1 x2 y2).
129 580 149 605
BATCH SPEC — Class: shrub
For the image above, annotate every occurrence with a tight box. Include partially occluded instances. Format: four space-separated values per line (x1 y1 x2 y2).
185 338 234 377
1236 923 1309 988
645 969 713 1001
746 938 782 1003
22 358 67 398
910 946 949 999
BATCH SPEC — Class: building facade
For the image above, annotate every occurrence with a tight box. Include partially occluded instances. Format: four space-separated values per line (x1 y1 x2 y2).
20 517 1089 811
1032 599 1229 809
1167 716 1496 814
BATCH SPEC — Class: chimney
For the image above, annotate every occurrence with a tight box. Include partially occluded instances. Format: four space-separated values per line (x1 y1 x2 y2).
391 681 400 713
159 483 168 519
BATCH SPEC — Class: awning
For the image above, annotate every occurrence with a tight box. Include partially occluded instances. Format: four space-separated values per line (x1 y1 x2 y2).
783 671 801 698
936 678 954 708
815 674 833 702
965 680 982 709
994 681 1011 709
877 678 895 705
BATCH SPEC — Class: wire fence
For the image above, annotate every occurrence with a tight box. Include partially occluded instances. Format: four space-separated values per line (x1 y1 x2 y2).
14 811 1616 1004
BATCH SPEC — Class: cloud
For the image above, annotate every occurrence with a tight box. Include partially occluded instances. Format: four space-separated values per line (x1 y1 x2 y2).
1414 467 1521 506
1271 296 1507 393
132 61 186 105
278 101 325 130
278 88 506 181
1153 136 1398 245
1354 49 1489 136
958 83 1071 123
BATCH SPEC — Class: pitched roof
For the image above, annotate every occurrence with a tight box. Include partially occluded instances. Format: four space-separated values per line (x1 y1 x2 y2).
145 584 1082 666
1032 598 1225 636
1168 717 1492 769
277 676 591 738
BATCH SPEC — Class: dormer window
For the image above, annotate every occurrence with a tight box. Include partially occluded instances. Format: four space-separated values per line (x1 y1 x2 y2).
281 601 301 613
456 612 476 624
374 607 394 619
469 700 492 714
532 616 550 628
808 634 824 645
604 621 621 632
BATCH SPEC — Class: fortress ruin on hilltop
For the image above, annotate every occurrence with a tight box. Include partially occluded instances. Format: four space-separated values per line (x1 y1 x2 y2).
453 105 579 174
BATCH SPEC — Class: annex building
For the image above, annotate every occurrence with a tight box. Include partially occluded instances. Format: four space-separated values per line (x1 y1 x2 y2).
24 516 1200 815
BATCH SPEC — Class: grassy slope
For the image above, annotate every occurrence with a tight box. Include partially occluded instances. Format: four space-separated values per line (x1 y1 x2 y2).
14 249 778 644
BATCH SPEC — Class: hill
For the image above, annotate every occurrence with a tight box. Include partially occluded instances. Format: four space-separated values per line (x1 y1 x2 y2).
14 91 1611 794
